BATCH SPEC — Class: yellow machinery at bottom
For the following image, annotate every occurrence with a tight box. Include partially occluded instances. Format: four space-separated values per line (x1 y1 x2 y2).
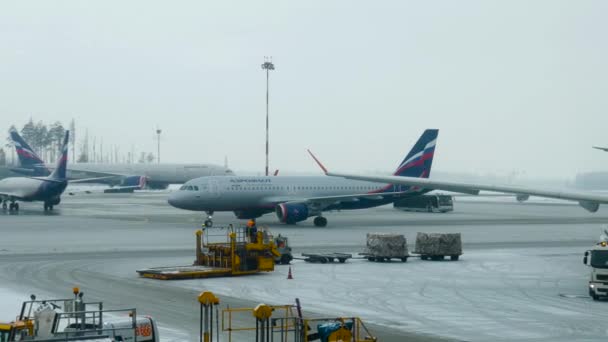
197 291 378 342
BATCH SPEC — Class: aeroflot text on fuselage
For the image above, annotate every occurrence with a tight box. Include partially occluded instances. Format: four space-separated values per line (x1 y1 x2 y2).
230 179 272 183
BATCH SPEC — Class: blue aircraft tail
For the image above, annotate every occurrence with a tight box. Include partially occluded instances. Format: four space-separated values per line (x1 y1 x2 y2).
392 129 438 178
10 129 46 168
49 131 69 180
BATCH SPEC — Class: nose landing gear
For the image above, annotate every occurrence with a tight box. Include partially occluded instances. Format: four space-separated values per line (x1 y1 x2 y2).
203 211 214 227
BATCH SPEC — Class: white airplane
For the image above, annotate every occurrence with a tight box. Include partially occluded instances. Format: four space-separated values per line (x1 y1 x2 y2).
309 135 608 213
169 129 444 227
0 131 107 211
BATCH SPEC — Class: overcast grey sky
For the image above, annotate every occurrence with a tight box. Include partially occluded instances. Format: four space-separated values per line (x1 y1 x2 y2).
1 1 606 178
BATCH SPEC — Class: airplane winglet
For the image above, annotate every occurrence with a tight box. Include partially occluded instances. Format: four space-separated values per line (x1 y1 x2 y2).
307 149 328 174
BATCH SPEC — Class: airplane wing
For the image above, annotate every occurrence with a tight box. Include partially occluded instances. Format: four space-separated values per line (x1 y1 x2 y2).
265 191 413 209
593 146 608 152
306 149 606 213
325 171 606 212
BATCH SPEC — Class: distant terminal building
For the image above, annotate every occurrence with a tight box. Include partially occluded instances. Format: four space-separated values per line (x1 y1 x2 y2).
575 172 608 190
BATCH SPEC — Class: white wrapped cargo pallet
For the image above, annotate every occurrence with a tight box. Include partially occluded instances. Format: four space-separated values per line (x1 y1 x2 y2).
414 232 462 261
365 233 409 262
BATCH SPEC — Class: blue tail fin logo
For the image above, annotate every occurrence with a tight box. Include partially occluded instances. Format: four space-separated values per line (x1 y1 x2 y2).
49 131 69 180
393 129 438 178
10 129 46 168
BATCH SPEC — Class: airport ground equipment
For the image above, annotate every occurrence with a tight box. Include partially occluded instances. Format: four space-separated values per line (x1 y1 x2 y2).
137 226 280 280
393 194 454 213
274 234 293 265
583 229 608 300
414 232 462 261
0 287 159 342
197 291 377 342
362 233 409 262
301 252 352 263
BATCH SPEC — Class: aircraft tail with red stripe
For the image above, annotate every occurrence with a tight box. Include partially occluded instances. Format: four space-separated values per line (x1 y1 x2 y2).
392 129 438 178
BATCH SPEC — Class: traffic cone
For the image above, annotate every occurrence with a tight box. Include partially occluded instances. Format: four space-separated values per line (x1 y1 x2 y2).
287 266 293 280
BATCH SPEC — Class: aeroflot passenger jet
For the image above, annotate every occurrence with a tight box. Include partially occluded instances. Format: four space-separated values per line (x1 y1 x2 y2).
0 131 71 211
168 129 441 227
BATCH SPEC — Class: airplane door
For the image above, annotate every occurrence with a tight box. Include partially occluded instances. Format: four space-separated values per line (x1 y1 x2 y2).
208 180 221 198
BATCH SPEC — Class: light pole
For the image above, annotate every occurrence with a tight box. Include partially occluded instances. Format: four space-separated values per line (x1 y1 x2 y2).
156 128 162 164
261 57 275 176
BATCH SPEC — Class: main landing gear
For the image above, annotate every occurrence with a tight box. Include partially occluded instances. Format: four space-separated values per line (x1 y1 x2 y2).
313 216 327 227
43 202 54 211
3 201 19 212
203 211 214 228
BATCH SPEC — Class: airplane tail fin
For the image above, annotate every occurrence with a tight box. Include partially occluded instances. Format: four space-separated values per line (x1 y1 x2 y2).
10 128 47 169
49 131 70 180
392 129 438 178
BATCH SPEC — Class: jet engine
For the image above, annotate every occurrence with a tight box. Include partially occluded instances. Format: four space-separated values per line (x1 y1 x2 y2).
275 203 309 224
579 200 600 213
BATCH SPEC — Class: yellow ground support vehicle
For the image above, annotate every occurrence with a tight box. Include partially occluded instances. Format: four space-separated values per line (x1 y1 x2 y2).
196 292 377 342
137 226 280 280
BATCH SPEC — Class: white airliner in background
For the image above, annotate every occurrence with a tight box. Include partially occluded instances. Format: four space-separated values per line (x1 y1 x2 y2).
169 129 444 227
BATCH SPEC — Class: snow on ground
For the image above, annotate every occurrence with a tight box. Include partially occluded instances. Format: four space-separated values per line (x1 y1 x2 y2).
150 247 608 341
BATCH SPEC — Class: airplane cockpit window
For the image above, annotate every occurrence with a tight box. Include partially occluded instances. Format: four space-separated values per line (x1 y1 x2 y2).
180 185 187 190
193 186 199 191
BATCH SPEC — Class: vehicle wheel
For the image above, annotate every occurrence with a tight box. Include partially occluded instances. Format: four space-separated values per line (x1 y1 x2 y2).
204 219 213 228
14 203 19 211
450 255 459 261
592 294 600 301
338 258 346 263
8 203 14 211
320 258 328 264
280 255 291 265
313 216 327 227
367 257 375 262
421 255 428 260
49 205 53 211
401 257 408 262
2 202 6 210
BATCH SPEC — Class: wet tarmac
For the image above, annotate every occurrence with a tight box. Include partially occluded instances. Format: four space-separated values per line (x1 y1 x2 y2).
1 192 608 341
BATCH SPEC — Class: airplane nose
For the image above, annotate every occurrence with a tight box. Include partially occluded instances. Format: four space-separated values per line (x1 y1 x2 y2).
167 194 182 208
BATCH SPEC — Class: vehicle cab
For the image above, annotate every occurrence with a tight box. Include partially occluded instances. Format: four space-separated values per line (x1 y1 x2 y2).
584 239 608 300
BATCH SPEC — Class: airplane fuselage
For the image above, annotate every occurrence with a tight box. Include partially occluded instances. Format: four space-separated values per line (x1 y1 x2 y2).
0 177 67 202
20 163 234 189
168 175 428 216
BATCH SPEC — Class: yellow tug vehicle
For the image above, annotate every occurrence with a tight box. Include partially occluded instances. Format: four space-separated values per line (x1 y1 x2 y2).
137 225 280 280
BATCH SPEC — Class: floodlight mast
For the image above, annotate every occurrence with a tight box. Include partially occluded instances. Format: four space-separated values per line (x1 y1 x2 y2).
261 57 275 176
